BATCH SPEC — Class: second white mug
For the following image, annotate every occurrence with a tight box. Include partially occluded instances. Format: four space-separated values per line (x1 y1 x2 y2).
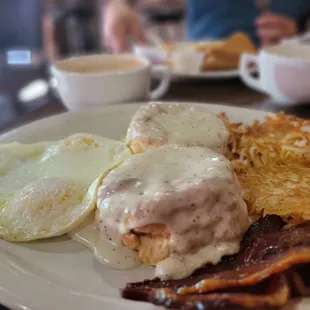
240 43 310 104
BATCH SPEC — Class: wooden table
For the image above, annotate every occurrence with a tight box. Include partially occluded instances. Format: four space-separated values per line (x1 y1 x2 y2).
2 63 310 136
0 78 259 134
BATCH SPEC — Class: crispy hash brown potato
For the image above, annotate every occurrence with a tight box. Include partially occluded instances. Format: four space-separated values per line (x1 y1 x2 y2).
236 164 310 224
219 112 310 166
219 112 310 223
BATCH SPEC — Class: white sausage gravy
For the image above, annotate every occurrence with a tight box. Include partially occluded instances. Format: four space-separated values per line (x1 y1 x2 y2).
97 145 249 280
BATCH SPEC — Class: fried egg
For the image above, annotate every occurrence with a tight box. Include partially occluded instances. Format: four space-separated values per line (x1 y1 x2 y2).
0 134 131 242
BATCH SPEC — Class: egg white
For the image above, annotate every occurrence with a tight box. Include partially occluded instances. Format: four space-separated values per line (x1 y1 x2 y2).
0 134 132 242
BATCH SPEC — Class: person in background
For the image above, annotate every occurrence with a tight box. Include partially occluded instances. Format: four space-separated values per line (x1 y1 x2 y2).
103 0 310 52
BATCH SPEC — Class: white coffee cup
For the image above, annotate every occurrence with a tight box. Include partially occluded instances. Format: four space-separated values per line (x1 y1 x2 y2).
51 53 171 110
240 43 310 104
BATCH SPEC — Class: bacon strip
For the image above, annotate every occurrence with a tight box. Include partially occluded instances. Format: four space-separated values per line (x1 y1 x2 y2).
122 216 310 309
179 248 310 295
123 274 290 310
289 265 310 297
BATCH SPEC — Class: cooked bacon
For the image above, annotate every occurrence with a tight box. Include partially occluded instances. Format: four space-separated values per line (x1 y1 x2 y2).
240 214 285 250
178 247 310 295
122 216 310 309
289 265 310 297
123 274 290 310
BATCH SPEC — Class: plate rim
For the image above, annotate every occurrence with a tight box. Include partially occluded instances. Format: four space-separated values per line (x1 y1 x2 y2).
172 69 239 79
0 102 268 142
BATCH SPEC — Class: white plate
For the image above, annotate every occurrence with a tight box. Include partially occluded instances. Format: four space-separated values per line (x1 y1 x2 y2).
0 102 309 310
173 69 240 79
172 67 258 79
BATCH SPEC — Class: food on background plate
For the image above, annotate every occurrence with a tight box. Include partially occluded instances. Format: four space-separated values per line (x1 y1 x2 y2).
162 40 222 53
126 103 229 154
200 32 256 70
122 215 310 310
162 32 256 72
0 134 131 241
96 145 249 280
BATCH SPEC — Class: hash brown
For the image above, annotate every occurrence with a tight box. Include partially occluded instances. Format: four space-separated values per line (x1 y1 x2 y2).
236 163 310 224
220 112 310 166
220 112 310 224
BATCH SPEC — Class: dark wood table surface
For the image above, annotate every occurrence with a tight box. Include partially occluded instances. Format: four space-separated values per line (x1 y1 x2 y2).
2 63 310 138
1 62 310 310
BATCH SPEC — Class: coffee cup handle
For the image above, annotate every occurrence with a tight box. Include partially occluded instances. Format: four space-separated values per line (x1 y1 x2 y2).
49 66 60 98
149 65 171 100
240 53 265 93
